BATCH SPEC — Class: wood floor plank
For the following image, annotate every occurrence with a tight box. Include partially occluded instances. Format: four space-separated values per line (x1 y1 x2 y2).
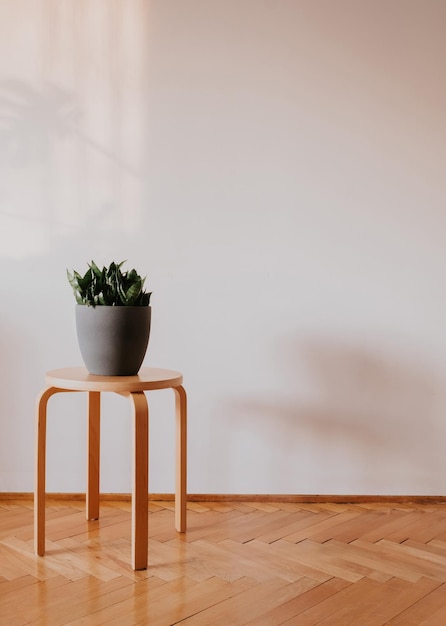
178 577 304 625
169 537 264 583
279 539 364 583
55 538 123 582
0 541 57 581
145 538 216 582
281 510 360 544
334 539 422 582
327 509 388 543
299 510 363 543
255 510 317 544
242 578 352 626
371 539 446 581
311 539 393 583
0 575 73 625
31 575 162 626
426 539 446 557
14 506 85 541
118 576 257 626
280 576 384 625
387 581 446 625
211 537 309 583
191 509 278 544
81 537 152 581
317 576 440 626
1 499 446 624
150 508 244 543
357 509 428 543
401 539 446 567
219 538 333 583
385 510 446 544
0 574 45 596
66 577 200 626
322 539 404 582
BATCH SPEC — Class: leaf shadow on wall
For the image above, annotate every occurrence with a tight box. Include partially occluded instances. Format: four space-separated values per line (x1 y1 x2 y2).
0 79 82 253
0 79 81 166
0 78 140 174
218 336 445 494
0 318 38 485
0 78 144 252
0 78 147 489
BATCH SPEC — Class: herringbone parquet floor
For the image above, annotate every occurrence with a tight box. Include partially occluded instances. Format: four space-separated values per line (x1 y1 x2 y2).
1 499 446 625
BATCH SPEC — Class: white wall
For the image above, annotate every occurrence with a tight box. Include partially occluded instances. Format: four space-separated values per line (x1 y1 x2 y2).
0 0 445 495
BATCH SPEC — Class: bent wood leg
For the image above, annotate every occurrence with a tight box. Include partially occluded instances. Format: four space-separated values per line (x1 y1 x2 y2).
127 391 149 570
34 387 64 556
87 391 101 521
173 385 187 532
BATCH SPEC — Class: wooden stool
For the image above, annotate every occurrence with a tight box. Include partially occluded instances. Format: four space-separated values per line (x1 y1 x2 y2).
34 366 187 570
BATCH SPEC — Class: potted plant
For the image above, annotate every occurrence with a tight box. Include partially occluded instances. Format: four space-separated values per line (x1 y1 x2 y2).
67 260 152 376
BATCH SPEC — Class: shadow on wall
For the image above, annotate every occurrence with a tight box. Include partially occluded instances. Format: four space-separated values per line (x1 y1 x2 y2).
0 318 38 486
0 79 80 259
0 79 142 238
0 325 14 477
0 78 145 488
0 79 142 174
0 1 151 490
0 79 80 166
219 336 445 494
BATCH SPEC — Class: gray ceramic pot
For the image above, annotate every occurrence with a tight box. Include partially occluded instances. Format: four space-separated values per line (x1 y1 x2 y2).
75 305 151 376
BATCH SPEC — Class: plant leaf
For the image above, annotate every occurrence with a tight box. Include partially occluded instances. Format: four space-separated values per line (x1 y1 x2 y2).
67 261 151 306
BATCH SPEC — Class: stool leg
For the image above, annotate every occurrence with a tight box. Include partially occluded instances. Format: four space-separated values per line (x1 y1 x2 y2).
34 387 58 556
87 391 101 521
128 391 149 570
173 385 187 532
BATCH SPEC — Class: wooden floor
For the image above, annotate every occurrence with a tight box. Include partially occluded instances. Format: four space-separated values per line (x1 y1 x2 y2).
2 500 446 624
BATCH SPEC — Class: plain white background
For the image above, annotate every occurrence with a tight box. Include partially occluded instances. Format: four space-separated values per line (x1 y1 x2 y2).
0 0 445 496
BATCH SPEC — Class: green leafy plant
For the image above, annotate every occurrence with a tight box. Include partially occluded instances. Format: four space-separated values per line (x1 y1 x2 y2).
67 261 152 307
